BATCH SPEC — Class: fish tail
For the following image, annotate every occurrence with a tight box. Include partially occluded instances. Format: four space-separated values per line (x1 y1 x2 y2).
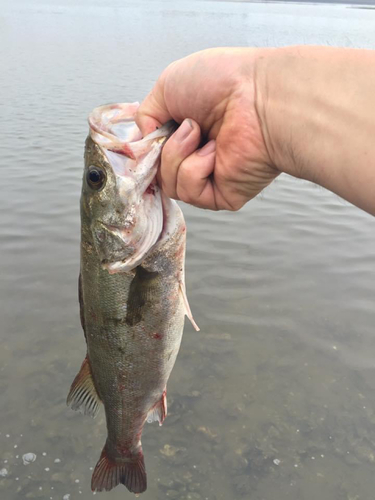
91 444 147 494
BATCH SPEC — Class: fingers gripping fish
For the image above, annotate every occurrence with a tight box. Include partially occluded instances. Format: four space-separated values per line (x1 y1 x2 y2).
67 103 199 494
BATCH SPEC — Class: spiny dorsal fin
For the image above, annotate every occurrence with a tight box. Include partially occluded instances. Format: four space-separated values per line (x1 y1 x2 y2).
67 356 101 418
78 273 86 339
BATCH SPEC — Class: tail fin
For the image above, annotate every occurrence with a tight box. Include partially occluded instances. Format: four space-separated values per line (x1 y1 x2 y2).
91 446 147 494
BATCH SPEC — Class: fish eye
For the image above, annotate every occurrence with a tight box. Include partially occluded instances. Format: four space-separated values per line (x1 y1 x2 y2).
87 165 106 190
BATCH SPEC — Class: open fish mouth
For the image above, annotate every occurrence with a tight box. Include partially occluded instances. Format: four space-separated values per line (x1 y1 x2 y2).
87 103 177 274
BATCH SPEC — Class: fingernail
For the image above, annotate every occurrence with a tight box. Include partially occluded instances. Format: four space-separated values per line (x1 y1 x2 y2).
175 119 193 143
198 139 216 156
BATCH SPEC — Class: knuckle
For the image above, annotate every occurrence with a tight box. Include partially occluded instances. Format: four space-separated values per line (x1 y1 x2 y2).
225 196 244 211
161 142 176 165
176 183 193 205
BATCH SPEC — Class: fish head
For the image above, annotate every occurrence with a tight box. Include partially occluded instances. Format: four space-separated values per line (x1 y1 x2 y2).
81 103 177 274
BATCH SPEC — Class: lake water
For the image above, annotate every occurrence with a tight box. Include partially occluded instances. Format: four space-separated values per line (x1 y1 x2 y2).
1 0 375 499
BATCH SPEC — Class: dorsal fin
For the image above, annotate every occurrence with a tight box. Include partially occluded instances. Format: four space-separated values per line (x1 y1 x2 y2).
67 356 101 418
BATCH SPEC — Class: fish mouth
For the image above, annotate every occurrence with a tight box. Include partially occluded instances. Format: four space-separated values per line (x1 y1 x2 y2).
87 103 176 274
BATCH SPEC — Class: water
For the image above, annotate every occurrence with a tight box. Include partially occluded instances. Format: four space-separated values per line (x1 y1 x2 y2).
1 0 375 498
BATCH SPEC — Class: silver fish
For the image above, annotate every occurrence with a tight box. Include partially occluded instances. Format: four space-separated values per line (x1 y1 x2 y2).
67 102 198 494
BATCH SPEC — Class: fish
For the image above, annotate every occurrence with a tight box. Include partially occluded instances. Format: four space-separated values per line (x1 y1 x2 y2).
67 102 199 495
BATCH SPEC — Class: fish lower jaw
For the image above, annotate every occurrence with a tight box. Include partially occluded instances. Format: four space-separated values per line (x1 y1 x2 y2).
101 240 158 273
102 259 133 274
100 219 164 274
101 239 159 274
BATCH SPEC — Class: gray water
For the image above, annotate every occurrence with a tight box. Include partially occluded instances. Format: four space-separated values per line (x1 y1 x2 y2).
1 0 375 499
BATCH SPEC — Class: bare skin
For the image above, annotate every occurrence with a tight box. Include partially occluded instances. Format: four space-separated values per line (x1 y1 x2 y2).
135 46 375 215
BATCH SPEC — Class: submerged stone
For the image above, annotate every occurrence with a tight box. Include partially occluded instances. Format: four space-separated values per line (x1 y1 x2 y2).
22 453 37 465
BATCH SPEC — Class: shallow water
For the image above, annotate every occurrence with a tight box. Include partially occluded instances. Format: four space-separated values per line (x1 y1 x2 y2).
1 0 375 499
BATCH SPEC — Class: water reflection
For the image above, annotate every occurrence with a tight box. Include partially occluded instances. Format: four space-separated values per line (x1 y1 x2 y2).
1 0 375 499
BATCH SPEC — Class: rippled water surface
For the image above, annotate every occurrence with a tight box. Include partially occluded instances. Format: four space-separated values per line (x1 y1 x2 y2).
1 0 375 499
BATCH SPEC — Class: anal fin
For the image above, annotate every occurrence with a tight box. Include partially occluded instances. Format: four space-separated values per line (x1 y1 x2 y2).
146 390 167 426
67 356 101 418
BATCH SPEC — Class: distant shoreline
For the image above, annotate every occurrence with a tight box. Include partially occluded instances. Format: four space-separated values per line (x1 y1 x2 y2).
262 0 375 5
210 0 375 6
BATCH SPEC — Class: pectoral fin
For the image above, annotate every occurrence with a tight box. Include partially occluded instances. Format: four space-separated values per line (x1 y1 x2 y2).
67 356 101 418
179 282 200 331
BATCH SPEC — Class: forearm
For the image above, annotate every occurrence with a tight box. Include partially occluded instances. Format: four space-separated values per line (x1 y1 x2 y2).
255 45 375 215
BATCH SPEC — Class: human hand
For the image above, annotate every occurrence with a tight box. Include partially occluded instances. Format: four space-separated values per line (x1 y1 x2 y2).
135 48 279 211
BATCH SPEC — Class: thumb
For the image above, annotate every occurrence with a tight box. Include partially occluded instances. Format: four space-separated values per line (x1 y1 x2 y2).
135 81 173 137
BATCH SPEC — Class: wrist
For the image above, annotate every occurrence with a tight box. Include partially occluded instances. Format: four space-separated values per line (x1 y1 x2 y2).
254 46 312 179
254 45 375 215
